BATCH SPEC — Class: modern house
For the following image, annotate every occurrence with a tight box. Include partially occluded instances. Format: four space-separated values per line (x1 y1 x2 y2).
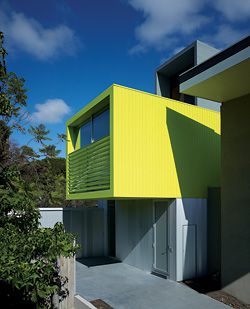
66 81 220 281
180 35 250 304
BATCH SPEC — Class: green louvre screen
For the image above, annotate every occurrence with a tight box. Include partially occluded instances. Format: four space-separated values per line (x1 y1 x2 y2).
68 136 110 193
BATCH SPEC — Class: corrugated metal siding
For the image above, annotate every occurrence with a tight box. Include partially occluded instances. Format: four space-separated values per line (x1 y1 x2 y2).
113 85 220 198
68 136 110 194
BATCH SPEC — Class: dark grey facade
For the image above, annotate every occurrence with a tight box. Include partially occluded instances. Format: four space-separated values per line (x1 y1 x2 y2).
179 35 250 304
156 40 220 111
220 94 250 303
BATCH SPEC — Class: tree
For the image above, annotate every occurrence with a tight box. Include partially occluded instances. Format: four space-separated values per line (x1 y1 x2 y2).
0 32 28 130
0 32 78 307
28 124 52 145
39 145 61 158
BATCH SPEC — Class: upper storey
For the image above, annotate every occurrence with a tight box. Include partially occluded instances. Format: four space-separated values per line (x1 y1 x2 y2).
66 84 220 200
156 40 220 111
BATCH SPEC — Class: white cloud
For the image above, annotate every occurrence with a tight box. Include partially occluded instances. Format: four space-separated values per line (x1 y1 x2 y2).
204 25 249 48
128 0 209 52
213 0 250 22
128 0 250 53
0 8 80 60
31 99 70 124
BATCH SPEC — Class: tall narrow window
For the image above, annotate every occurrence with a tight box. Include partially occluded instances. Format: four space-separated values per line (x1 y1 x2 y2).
93 108 109 142
80 119 91 147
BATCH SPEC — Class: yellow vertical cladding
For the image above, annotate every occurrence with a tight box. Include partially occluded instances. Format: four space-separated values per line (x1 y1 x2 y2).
66 127 74 154
113 84 220 198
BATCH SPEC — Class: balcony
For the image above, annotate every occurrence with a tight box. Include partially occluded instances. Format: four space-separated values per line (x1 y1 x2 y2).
68 136 110 194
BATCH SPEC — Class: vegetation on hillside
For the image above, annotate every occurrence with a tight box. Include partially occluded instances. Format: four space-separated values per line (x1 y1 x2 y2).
0 31 78 307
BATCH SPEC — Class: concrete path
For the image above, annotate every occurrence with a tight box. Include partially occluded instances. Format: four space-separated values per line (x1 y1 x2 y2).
76 261 229 309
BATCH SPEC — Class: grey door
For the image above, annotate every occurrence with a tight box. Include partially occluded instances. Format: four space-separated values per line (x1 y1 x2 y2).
153 202 168 275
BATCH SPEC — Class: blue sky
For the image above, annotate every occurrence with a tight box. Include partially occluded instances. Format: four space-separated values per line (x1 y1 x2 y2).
1 0 249 157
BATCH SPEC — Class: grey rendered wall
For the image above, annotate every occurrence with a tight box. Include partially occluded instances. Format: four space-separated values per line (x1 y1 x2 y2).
39 208 63 228
221 94 250 304
63 207 105 259
175 198 207 281
207 188 221 276
195 41 219 65
115 199 207 281
115 200 154 272
39 206 106 259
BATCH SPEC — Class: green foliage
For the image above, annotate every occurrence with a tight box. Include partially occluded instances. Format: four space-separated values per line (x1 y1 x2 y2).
20 145 40 160
0 223 78 307
0 189 39 230
39 144 61 158
19 157 67 207
57 133 67 143
0 33 27 128
0 32 79 307
28 124 52 145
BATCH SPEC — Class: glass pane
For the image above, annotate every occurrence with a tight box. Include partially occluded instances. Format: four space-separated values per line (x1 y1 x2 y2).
93 108 109 142
80 120 91 147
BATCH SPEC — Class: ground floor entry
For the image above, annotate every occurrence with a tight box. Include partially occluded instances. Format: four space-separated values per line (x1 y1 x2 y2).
62 198 208 282
114 198 207 281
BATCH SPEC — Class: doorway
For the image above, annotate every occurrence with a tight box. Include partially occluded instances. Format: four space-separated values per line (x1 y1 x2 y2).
153 201 169 276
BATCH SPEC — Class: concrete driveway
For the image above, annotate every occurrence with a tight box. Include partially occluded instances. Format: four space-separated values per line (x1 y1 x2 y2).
76 260 229 309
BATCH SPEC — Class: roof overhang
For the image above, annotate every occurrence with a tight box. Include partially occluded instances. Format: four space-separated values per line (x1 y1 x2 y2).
180 36 250 103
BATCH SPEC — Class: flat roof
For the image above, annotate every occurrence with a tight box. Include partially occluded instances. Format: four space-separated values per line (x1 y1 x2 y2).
180 35 250 102
180 36 250 83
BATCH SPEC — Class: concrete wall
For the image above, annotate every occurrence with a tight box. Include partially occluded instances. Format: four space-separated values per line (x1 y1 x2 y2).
221 94 250 304
207 187 221 276
115 200 154 272
57 256 75 309
175 198 207 281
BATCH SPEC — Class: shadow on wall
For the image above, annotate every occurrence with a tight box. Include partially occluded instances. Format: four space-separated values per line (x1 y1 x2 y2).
63 207 105 259
115 199 207 281
166 108 220 198
115 200 154 272
166 109 220 280
180 199 207 281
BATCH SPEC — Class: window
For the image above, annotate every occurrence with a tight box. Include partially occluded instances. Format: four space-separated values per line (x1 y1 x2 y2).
80 119 91 147
93 108 109 142
80 108 109 148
